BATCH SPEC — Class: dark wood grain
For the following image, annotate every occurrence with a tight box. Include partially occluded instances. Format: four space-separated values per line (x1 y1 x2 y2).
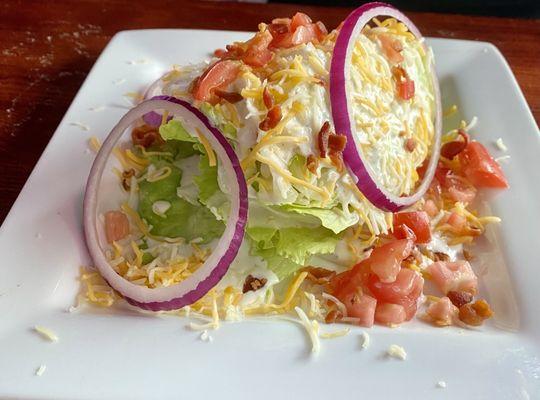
0 0 539 223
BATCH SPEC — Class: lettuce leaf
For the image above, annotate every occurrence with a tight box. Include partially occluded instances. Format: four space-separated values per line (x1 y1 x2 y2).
247 225 340 278
138 163 224 242
194 153 230 221
194 154 219 203
280 204 358 234
158 119 197 142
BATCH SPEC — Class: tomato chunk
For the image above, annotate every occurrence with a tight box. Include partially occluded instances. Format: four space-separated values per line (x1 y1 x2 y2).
192 60 240 104
459 141 508 188
379 34 404 64
104 211 130 243
426 261 478 295
340 291 377 327
393 211 431 244
426 297 457 326
367 268 419 304
369 239 413 283
242 30 273 67
375 303 406 325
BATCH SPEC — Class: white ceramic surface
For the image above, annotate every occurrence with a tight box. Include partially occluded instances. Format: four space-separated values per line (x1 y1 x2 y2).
0 30 539 400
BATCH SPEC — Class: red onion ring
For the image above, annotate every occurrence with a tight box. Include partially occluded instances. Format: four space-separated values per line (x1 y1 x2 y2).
83 96 248 311
330 2 442 212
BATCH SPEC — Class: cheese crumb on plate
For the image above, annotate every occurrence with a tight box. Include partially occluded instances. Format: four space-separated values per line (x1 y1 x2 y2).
387 344 407 360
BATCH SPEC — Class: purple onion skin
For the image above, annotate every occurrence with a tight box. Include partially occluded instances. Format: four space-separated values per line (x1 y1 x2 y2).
84 96 248 311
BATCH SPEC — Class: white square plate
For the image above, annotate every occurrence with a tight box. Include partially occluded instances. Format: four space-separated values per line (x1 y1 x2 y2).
1 30 539 400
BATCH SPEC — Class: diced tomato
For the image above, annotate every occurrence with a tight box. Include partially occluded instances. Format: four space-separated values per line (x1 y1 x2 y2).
426 297 457 326
459 141 509 188
393 224 417 242
393 211 431 244
397 79 415 100
392 67 415 100
446 175 477 203
290 25 318 46
378 34 404 64
104 211 130 243
290 12 312 30
367 268 423 321
339 291 377 327
242 30 274 67
269 13 325 49
424 199 439 217
313 21 328 41
436 164 477 204
426 261 478 295
192 60 240 104
375 303 406 325
367 268 419 304
369 239 414 283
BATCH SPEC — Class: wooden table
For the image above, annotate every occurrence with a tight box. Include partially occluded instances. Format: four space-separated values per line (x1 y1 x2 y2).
0 0 538 222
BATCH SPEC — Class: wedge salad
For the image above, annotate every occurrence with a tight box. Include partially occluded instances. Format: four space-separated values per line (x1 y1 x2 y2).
82 3 508 341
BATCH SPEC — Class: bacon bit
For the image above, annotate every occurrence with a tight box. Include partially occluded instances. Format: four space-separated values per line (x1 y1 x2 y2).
121 169 136 191
328 133 347 152
214 89 243 104
433 252 450 262
447 290 473 308
458 299 493 326
405 138 416 152
242 275 268 293
392 66 415 100
214 48 228 58
399 130 407 137
104 211 130 244
441 129 469 159
301 266 336 285
317 121 331 158
329 152 344 172
131 125 160 148
259 105 282 131
262 86 274 109
379 34 404 64
306 154 318 174
463 249 474 261
325 308 343 324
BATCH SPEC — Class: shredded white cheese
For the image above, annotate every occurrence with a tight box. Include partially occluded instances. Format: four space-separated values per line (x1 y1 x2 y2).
127 58 150 65
495 138 508 152
294 306 320 354
70 121 90 131
34 326 58 342
200 330 213 342
89 105 106 112
436 381 447 388
152 200 171 217
387 344 407 360
495 155 511 163
112 78 126 85
35 365 46 376
360 331 370 349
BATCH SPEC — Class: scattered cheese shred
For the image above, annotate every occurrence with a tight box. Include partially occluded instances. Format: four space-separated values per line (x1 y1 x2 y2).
35 365 46 376
436 381 447 389
361 331 370 349
320 327 350 339
295 306 320 354
34 326 58 342
70 121 90 131
495 138 508 152
387 344 407 360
